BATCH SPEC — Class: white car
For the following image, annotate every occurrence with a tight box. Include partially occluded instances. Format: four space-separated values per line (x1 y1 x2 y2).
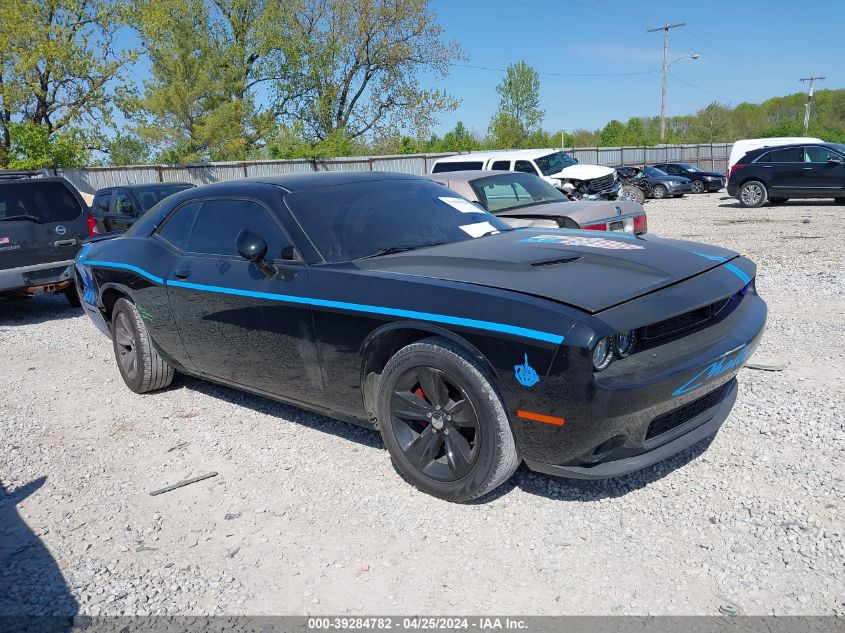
728 137 823 173
431 149 620 201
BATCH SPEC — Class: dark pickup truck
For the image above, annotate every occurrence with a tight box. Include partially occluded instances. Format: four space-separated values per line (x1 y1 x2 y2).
0 171 93 306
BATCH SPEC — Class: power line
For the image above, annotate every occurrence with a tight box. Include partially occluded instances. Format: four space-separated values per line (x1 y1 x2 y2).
450 63 659 78
667 71 729 102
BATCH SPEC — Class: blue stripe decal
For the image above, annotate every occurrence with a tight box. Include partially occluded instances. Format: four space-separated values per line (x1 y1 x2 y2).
692 252 751 284
86 261 564 344
518 227 637 240
83 260 166 285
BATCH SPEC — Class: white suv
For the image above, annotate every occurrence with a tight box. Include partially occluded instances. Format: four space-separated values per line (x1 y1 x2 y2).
431 149 620 200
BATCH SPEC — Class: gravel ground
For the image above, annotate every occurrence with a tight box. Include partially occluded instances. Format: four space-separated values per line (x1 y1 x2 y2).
1 193 843 617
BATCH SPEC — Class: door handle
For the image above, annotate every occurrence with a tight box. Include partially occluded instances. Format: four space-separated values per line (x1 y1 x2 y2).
173 268 191 279
803 167 813 170
54 239 77 247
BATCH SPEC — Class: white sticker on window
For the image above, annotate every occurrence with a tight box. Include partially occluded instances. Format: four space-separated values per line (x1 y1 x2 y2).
438 196 482 214
459 221 498 238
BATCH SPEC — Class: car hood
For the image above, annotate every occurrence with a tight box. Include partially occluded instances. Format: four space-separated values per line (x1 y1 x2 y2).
495 200 644 225
549 164 616 181
356 230 742 314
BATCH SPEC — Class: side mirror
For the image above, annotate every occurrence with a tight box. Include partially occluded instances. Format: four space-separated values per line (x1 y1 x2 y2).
826 156 843 165
236 228 277 278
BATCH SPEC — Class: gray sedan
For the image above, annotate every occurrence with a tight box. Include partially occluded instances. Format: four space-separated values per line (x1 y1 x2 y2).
427 170 647 234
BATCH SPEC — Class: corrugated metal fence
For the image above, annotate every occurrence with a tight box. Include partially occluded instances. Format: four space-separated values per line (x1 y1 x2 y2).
57 143 733 194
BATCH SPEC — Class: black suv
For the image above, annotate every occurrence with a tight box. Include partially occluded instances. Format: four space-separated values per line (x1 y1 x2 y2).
91 182 194 233
0 171 92 306
652 163 725 193
727 143 845 208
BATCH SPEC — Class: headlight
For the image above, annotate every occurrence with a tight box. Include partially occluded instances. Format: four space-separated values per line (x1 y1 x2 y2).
668 180 679 186
704 175 715 180
592 337 614 371
614 330 637 358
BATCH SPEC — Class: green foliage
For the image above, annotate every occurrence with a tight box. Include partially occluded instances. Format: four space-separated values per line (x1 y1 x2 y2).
106 133 153 166
488 61 544 148
7 123 89 169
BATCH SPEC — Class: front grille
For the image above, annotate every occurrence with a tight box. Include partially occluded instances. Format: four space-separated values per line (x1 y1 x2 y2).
588 173 615 192
640 297 732 343
645 384 727 441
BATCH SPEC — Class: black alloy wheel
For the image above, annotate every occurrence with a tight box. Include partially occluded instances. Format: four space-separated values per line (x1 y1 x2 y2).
390 365 480 481
691 179 706 193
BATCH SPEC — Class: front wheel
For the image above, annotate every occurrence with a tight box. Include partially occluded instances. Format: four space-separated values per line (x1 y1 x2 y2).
376 338 519 502
111 298 174 393
691 179 706 193
738 181 768 208
618 185 645 204
652 184 667 199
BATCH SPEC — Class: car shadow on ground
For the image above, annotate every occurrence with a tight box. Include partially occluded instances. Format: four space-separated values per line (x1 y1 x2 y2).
0 477 78 628
719 199 844 209
173 374 717 505
173 373 385 450
0 294 82 326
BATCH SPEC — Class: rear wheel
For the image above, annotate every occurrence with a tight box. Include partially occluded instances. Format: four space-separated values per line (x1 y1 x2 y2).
691 179 706 193
376 337 519 502
651 184 667 199
618 185 645 204
738 181 768 208
111 298 174 393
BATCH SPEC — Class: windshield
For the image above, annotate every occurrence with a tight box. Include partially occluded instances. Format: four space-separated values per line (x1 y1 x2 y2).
644 166 668 177
535 151 578 176
284 179 512 263
0 181 82 223
135 184 194 210
469 173 566 212
678 163 701 172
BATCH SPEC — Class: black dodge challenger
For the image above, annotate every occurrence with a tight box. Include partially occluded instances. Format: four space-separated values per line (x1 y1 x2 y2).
75 172 766 501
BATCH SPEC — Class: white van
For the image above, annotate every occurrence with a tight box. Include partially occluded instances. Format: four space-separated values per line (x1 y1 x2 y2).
728 137 824 172
431 149 619 200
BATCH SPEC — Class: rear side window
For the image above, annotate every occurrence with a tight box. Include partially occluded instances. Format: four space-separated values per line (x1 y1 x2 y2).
93 192 112 213
766 148 802 163
491 160 510 170
186 199 291 259
113 192 136 216
0 181 83 223
157 202 200 251
432 161 483 173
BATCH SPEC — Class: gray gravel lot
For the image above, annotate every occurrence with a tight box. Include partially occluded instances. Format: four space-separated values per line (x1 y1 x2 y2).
1 193 843 617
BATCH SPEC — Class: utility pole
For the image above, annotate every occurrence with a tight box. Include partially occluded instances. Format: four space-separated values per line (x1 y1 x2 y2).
799 76 825 135
648 22 686 144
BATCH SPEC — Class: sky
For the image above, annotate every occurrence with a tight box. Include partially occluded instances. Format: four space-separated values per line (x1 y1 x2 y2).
426 0 845 136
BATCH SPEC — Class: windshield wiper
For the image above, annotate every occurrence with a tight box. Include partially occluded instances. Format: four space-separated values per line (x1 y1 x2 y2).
357 242 448 260
0 214 42 223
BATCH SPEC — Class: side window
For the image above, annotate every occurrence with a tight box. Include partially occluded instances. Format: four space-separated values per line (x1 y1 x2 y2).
94 193 111 213
666 165 682 175
804 146 842 163
491 160 510 170
769 148 802 163
112 192 136 216
186 199 291 259
513 160 537 175
157 202 200 251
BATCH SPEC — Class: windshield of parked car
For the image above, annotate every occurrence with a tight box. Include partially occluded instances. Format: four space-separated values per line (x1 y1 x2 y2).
0 181 82 223
284 179 513 263
135 184 194 211
469 173 566 212
677 163 701 172
644 166 669 177
534 151 578 176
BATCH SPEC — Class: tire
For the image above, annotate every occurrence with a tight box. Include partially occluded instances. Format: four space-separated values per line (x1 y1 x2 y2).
691 179 706 194
111 297 174 393
652 184 668 199
64 286 81 308
376 337 519 502
618 185 645 204
769 197 788 205
738 180 768 208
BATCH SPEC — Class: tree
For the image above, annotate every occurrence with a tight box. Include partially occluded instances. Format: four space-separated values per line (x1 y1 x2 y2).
488 61 544 148
270 0 463 143
598 119 626 146
7 122 89 169
132 0 278 162
106 132 152 166
0 0 138 167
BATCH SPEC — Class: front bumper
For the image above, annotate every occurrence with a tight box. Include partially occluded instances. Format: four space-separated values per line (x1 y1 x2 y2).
0 261 74 293
704 178 725 191
666 181 693 195
524 379 737 479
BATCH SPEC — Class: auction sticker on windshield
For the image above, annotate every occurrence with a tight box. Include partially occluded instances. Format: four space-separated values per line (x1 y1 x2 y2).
438 196 483 214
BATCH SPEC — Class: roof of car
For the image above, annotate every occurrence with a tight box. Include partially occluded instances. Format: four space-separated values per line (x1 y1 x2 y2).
96 182 194 193
433 148 569 164
230 171 426 191
426 170 516 182
743 142 836 156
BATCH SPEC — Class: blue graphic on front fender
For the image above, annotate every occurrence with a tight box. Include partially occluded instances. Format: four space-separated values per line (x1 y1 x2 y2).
672 344 751 396
75 244 97 306
514 354 540 387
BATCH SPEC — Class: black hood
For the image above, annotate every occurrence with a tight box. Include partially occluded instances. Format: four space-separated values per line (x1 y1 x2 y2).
357 230 741 313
